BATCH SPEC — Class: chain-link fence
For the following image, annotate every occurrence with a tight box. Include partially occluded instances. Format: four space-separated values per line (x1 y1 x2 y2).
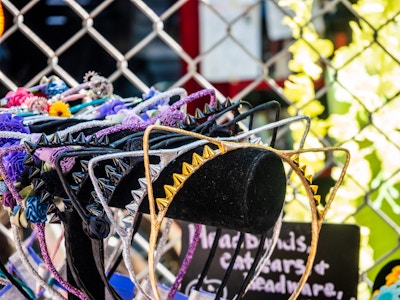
1 0 400 298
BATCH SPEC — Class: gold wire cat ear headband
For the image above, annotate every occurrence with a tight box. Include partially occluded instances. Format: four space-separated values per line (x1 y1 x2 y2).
141 124 350 300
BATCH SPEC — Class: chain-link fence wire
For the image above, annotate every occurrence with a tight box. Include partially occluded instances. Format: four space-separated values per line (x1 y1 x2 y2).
1 0 400 296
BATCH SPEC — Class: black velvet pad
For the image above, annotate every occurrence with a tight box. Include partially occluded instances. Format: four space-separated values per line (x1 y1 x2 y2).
108 146 286 235
151 147 286 234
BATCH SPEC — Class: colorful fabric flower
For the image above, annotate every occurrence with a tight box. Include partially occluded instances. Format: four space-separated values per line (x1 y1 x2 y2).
0 113 31 146
83 215 110 239
4 87 34 108
96 99 125 119
24 96 49 113
140 111 152 122
0 113 30 132
1 191 15 210
25 195 49 223
11 205 28 228
2 150 26 182
48 101 72 117
121 111 144 125
0 137 19 148
45 78 68 97
142 87 159 101
0 180 8 195
48 147 75 173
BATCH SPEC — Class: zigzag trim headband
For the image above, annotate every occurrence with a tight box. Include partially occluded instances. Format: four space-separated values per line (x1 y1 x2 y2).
139 125 350 300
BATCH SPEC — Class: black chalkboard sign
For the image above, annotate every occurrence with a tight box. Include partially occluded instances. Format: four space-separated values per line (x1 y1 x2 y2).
180 222 360 299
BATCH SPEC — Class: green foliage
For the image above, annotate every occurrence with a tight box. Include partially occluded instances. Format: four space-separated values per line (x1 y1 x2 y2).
280 0 400 295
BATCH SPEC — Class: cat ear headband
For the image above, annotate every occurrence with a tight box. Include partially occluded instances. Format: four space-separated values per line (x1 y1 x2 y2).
83 121 293 299
86 114 312 299
83 114 292 299
139 125 350 300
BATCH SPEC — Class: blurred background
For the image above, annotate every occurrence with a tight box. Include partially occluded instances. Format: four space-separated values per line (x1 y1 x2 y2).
1 0 400 298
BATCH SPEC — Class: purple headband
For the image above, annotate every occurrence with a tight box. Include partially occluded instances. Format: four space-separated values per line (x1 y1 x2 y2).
95 89 216 138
